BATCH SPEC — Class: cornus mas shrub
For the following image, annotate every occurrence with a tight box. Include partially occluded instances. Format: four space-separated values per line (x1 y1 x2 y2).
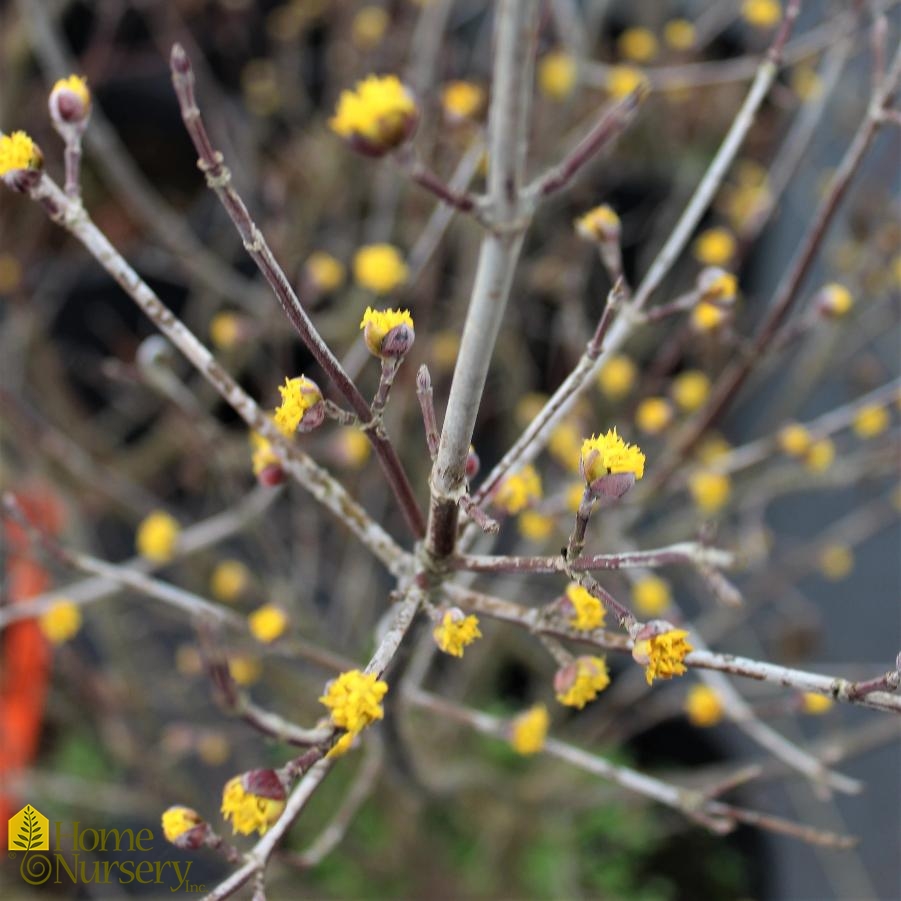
1 2 899 899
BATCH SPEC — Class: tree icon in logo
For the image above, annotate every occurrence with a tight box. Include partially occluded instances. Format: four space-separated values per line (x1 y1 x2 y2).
8 805 49 851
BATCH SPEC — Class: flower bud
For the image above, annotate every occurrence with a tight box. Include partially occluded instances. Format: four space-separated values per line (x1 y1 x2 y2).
587 470 636 500
630 619 673 664
0 131 43 192
161 806 210 850
274 376 324 435
330 75 419 158
360 307 415 359
574 205 621 244
49 75 92 129
815 283 853 318
258 463 285 488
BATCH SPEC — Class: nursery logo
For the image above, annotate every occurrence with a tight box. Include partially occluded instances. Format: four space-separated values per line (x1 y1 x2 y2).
7 805 200 892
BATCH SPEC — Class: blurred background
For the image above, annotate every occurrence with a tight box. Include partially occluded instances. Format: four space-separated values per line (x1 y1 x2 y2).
1 1 899 899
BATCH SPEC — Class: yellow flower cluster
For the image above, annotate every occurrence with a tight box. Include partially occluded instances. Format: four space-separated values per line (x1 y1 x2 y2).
548 420 582 472
320 669 389 734
52 74 91 107
635 628 693 685
354 244 409 293
352 6 389 48
818 543 854 581
305 251 346 292
136 510 180 563
0 131 42 176
579 428 646 483
817 283 853 317
39 599 82 645
632 576 671 617
742 0 781 28
664 19 696 50
359 306 414 356
441 81 485 122
161 807 204 846
801 692 833 714
684 685 724 727
671 370 711 412
433 609 482 657
688 471 731 513
693 227 736 267
494 464 542 514
597 355 636 399
607 66 648 99
250 430 281 479
330 75 417 154
777 422 812 456
248 604 288 643
210 559 250 603
273 375 322 436
574 204 621 243
555 656 610 709
635 397 673 434
564 583 606 631
853 404 889 439
518 510 555 542
617 28 658 63
510 704 549 755
221 771 286 836
538 51 577 100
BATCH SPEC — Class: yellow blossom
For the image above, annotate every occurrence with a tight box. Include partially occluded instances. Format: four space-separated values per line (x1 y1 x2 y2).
319 669 388 733
688 471 731 513
693 227 736 266
804 438 835 472
161 807 205 846
305 251 345 292
510 704 549 755
359 305 415 357
518 510 555 542
818 543 854 581
330 75 417 154
777 422 812 457
0 131 42 176
617 27 658 63
597 354 636 399
635 397 673 434
692 299 729 331
685 685 724 727
607 65 648 99
353 244 409 293
335 427 371 468
574 204 621 243
210 560 250 603
209 312 242 350
221 771 286 836
549 420 583 472
632 576 671 617
51 74 91 109
742 0 781 29
538 51 577 100
817 283 853 317
852 404 889 439
248 604 288 643
228 655 262 686
441 81 485 122
555 656 610 708
136 510 180 563
197 732 230 766
250 430 281 479
801 692 833 714
664 19 696 50
671 370 711 412
352 6 389 49
697 268 738 304
564 583 606 631
634 628 693 685
433 609 482 657
495 465 542 514
273 376 323 436
580 428 646 482
39 599 82 645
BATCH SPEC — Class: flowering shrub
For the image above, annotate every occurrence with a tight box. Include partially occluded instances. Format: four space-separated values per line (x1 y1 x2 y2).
1 3 899 899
